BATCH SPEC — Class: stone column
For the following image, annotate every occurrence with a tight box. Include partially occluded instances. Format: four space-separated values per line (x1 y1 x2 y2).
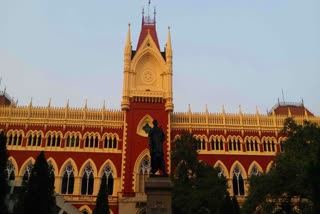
145 175 173 214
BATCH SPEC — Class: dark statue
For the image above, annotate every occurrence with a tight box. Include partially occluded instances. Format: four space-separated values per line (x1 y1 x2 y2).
144 119 167 175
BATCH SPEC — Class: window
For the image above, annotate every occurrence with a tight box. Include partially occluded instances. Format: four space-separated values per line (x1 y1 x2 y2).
263 139 276 152
250 165 259 176
232 166 245 196
84 134 99 148
216 165 224 178
26 132 42 147
103 134 118 149
5 160 15 180
65 134 80 148
46 132 62 147
246 138 259 152
195 136 206 151
61 164 74 194
48 163 55 188
138 157 151 192
81 164 94 195
211 138 224 151
102 164 114 195
280 140 285 152
22 164 33 182
6 132 23 146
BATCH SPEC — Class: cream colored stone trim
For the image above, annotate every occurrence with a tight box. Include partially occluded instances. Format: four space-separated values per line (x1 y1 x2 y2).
120 113 127 191
247 161 264 176
230 161 248 179
19 157 35 176
8 156 19 178
132 149 150 192
213 160 230 178
136 114 153 137
266 161 274 172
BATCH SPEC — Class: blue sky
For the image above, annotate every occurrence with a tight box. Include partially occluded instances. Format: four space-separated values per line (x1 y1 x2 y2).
1 0 319 115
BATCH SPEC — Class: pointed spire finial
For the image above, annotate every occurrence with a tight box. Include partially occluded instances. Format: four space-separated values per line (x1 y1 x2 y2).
239 105 242 114
48 98 51 107
125 23 132 55
188 104 191 112
256 106 260 115
84 99 88 109
166 26 172 58
29 97 33 107
103 100 106 110
205 104 208 113
288 107 292 117
66 99 69 108
222 105 225 114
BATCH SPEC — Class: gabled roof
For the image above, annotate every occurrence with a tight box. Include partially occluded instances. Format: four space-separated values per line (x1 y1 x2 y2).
136 14 160 51
270 101 314 116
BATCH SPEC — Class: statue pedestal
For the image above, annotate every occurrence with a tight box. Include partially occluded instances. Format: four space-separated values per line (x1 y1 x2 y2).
145 176 173 214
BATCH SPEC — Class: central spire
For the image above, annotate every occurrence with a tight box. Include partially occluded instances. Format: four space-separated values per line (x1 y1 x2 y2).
136 1 160 51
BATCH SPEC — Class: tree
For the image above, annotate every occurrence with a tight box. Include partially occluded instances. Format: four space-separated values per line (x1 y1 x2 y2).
93 176 110 214
242 118 320 214
0 131 9 214
15 151 56 214
171 132 229 214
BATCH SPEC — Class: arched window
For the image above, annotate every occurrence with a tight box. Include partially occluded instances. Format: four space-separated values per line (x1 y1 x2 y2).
27 135 32 146
280 140 285 152
201 139 206 150
22 164 33 182
232 166 245 196
61 164 74 194
66 134 80 148
7 133 13 145
102 164 114 195
108 137 113 148
138 157 151 193
5 160 15 180
250 165 259 176
216 165 224 178
113 137 117 149
81 164 94 195
48 163 55 188
228 139 232 151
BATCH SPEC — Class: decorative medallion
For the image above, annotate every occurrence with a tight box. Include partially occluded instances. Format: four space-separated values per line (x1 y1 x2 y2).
142 68 155 84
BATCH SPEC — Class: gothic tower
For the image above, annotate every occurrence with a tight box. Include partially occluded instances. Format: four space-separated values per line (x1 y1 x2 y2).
120 7 173 197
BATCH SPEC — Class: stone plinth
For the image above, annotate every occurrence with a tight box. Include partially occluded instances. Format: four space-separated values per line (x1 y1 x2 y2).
145 176 173 214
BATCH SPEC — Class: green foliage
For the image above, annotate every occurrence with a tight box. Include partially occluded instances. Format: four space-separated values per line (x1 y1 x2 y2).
0 131 9 214
171 132 230 214
14 151 56 214
93 176 110 214
242 117 320 214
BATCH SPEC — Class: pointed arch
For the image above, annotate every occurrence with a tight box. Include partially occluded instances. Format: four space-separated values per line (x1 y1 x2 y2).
7 157 18 179
248 161 263 176
136 114 154 137
230 161 246 196
64 131 82 139
134 149 150 174
19 157 35 176
266 161 274 173
79 159 98 177
213 160 229 178
79 205 92 214
59 158 78 176
98 159 117 178
47 157 58 175
133 149 151 192
230 161 247 179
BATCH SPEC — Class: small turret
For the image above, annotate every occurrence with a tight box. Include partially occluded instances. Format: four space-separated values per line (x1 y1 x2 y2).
165 26 172 59
124 24 132 59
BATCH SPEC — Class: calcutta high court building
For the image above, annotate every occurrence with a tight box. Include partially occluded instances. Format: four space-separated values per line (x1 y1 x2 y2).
1 5 319 214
